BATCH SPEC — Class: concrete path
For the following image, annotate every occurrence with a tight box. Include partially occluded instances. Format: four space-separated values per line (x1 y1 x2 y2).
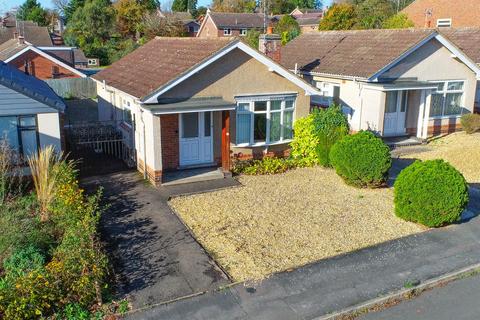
82 171 230 308
125 195 480 319
360 273 480 320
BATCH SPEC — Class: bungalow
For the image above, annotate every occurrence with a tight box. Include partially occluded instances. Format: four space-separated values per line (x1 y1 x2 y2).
196 11 266 38
0 61 65 158
92 36 319 186
280 29 480 138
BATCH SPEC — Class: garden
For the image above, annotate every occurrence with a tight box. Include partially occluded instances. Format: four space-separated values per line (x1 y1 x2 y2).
170 106 472 281
0 145 126 319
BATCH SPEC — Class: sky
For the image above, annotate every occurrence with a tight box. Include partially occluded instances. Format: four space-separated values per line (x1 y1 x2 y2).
0 0 332 13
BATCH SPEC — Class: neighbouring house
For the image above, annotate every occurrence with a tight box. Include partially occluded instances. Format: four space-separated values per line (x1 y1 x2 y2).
281 29 480 138
197 11 266 38
91 36 319 186
290 7 323 33
402 0 480 28
185 20 201 37
442 28 480 112
0 61 65 158
0 38 86 80
0 14 53 46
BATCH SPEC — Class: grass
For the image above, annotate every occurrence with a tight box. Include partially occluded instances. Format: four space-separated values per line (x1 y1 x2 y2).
170 166 424 281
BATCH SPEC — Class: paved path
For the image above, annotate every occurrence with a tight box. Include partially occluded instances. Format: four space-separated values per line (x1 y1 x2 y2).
360 274 480 320
125 187 480 319
82 171 230 308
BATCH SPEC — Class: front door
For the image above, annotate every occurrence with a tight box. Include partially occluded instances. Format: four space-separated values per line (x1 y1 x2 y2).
384 91 407 136
179 112 213 166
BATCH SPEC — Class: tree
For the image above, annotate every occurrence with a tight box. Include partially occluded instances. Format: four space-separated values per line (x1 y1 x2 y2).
171 0 197 12
355 0 394 29
244 29 261 49
274 15 300 44
115 0 157 38
194 6 207 18
382 12 414 28
265 0 322 15
16 0 48 26
64 0 85 23
140 12 187 40
319 3 357 30
211 0 256 13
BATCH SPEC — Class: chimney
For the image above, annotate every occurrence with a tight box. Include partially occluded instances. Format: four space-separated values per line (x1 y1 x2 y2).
13 31 18 39
18 35 25 44
258 27 281 63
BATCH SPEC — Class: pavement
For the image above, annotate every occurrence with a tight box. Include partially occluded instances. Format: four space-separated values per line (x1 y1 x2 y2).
125 184 480 319
359 273 480 320
82 171 233 308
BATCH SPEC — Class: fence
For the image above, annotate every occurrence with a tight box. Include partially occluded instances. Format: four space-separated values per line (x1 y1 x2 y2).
45 78 97 99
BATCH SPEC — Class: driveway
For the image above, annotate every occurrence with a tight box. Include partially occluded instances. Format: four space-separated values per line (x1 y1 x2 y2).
82 171 229 308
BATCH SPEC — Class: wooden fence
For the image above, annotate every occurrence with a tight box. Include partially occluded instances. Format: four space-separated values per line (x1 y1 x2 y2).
45 78 97 99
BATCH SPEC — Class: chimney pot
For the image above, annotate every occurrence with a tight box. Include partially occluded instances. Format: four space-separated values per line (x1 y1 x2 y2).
18 35 25 44
258 33 281 63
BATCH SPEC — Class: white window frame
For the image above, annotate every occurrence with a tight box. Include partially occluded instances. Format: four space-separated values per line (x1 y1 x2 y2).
235 95 295 147
436 18 452 27
429 80 465 119
223 28 232 36
240 29 247 36
122 98 133 127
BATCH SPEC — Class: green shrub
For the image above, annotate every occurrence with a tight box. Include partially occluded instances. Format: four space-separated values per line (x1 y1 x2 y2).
394 159 469 227
460 113 480 134
58 303 90 320
330 131 392 188
232 157 295 175
0 246 45 291
290 105 349 167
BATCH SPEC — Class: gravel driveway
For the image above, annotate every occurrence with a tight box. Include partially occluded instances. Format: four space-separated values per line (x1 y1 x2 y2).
170 166 425 281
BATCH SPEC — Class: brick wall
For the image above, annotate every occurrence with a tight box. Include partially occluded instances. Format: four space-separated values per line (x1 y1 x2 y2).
9 51 81 80
160 114 179 170
137 158 162 187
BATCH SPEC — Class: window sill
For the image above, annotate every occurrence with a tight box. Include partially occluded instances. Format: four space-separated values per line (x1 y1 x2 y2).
233 140 293 148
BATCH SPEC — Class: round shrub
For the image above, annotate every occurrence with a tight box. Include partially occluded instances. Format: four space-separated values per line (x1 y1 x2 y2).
394 159 469 227
330 131 391 188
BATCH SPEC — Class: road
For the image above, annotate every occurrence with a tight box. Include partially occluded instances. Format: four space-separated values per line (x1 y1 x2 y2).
360 274 480 320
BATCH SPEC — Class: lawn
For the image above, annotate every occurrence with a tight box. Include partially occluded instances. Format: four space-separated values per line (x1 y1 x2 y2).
169 167 424 281
398 132 480 184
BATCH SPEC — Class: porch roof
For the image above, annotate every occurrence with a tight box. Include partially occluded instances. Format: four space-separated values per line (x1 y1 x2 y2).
364 80 440 91
142 97 236 115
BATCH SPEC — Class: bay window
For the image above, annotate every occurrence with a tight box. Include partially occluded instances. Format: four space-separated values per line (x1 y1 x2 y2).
430 81 465 117
235 96 295 146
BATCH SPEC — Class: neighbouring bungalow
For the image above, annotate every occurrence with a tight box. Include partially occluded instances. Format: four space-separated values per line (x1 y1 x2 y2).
280 29 480 138
197 11 266 38
0 61 65 158
92 36 319 186
0 14 54 46
0 38 86 80
290 7 323 33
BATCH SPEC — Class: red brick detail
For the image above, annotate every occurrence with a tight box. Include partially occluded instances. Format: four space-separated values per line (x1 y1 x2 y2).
8 51 81 80
406 122 463 137
160 114 179 170
137 158 162 187
233 147 290 161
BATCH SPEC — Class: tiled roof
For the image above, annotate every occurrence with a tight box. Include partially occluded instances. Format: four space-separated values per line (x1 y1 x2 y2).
0 21 53 46
92 37 235 99
0 61 65 111
441 28 480 64
280 28 435 79
0 39 28 61
209 12 266 29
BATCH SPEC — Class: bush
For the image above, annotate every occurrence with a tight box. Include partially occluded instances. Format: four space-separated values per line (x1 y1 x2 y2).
460 113 480 134
394 160 469 227
330 131 392 188
290 105 349 167
232 157 295 175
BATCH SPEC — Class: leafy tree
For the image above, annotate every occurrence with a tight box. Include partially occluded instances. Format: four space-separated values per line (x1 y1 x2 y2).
291 0 322 9
355 0 394 29
243 28 261 48
211 0 256 13
274 15 300 44
115 0 157 38
319 3 357 30
140 12 187 40
194 5 208 18
16 0 48 26
266 0 322 14
172 0 197 12
382 12 414 29
64 0 85 23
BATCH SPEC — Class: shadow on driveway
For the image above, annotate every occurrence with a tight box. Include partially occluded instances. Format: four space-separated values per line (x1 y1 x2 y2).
82 171 229 308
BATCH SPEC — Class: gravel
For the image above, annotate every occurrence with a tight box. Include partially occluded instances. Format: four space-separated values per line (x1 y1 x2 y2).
399 132 480 184
169 167 424 282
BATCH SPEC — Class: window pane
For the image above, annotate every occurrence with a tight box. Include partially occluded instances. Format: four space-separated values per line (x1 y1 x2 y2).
385 91 398 113
21 130 37 157
447 81 464 91
254 113 267 143
236 114 250 144
271 100 281 111
237 103 249 112
182 113 198 138
123 110 132 125
0 117 19 150
285 100 294 109
400 91 407 112
444 93 463 116
434 82 444 92
270 112 281 142
20 116 35 127
204 112 211 137
254 101 267 112
430 93 445 117
283 110 293 140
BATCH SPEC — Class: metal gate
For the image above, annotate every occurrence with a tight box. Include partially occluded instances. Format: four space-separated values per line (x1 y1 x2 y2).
66 121 136 177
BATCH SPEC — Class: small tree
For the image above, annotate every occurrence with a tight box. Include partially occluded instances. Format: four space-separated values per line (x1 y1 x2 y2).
382 12 414 29
274 15 300 45
17 0 48 26
244 29 261 49
319 3 357 30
